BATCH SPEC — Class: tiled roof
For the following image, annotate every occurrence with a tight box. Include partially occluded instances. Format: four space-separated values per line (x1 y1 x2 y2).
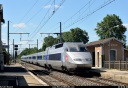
86 37 123 47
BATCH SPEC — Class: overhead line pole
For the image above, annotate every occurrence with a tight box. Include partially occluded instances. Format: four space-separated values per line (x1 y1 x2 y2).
37 39 38 53
13 39 14 63
60 22 62 43
7 21 9 54
40 22 62 43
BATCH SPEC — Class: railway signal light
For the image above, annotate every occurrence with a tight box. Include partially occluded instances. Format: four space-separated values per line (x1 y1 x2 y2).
14 45 18 50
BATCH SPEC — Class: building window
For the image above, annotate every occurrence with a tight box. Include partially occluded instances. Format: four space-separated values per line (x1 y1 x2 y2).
110 49 117 61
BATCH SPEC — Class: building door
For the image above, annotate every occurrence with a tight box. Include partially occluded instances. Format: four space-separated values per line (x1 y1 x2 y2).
97 52 99 67
92 52 95 67
110 50 116 61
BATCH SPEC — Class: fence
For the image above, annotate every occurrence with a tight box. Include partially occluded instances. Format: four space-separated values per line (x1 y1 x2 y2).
104 61 128 71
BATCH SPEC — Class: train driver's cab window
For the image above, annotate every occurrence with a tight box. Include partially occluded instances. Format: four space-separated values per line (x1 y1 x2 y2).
70 47 77 52
79 47 87 52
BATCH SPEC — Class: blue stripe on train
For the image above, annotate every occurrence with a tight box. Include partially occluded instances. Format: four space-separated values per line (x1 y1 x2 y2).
41 53 61 61
49 53 61 61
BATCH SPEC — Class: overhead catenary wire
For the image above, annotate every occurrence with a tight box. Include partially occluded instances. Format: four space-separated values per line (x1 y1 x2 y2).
10 0 55 44
25 0 52 24
26 0 66 44
18 0 39 23
31 0 115 44
10 0 39 33
12 0 52 34
9 0 116 53
62 0 96 31
43 0 96 35
63 0 93 25
28 0 55 39
10 0 65 47
62 0 115 31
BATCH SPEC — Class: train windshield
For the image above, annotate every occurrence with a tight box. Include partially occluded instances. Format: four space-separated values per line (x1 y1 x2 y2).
69 47 88 52
79 47 87 52
70 47 78 52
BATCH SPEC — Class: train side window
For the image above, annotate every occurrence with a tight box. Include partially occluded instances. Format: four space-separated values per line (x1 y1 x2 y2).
29 57 31 59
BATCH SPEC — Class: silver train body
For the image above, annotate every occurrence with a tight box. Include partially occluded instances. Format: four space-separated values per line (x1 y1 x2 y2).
21 42 92 72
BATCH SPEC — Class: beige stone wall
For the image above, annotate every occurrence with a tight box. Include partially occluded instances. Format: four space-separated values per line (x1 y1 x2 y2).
104 39 123 61
95 46 102 67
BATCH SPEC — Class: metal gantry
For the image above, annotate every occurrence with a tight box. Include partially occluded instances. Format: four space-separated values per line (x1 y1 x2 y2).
40 22 63 43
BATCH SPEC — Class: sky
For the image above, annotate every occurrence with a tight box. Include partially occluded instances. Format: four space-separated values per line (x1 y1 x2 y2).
0 0 128 55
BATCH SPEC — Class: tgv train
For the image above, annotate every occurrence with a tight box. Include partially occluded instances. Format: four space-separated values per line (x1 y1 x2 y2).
21 42 92 72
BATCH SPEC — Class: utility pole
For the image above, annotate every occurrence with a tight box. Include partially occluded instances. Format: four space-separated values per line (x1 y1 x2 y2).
40 22 63 43
13 39 14 63
37 39 38 53
60 22 62 43
7 21 9 54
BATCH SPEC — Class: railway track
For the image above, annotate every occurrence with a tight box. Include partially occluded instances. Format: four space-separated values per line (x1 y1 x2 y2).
22 62 75 86
21 62 128 86
90 77 128 86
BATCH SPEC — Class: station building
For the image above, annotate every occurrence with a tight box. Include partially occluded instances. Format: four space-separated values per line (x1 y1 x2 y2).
86 37 128 68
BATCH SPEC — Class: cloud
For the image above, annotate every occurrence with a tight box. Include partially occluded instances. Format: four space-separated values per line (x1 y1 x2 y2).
43 5 52 8
55 5 62 9
123 24 128 29
13 23 26 29
43 5 62 9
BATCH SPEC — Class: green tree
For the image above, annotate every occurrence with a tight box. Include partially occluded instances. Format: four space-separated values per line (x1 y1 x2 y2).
62 32 72 42
19 47 38 58
95 14 127 44
71 27 89 43
42 36 58 51
62 27 89 44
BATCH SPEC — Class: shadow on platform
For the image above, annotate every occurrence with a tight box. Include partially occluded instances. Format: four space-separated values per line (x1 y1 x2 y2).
3 66 27 72
0 75 28 86
89 68 107 77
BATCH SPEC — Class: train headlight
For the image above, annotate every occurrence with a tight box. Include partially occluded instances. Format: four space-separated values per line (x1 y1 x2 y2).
65 56 68 61
74 58 82 61
85 58 91 61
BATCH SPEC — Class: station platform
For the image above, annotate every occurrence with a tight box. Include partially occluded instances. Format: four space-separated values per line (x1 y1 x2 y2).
90 67 128 84
0 63 48 86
